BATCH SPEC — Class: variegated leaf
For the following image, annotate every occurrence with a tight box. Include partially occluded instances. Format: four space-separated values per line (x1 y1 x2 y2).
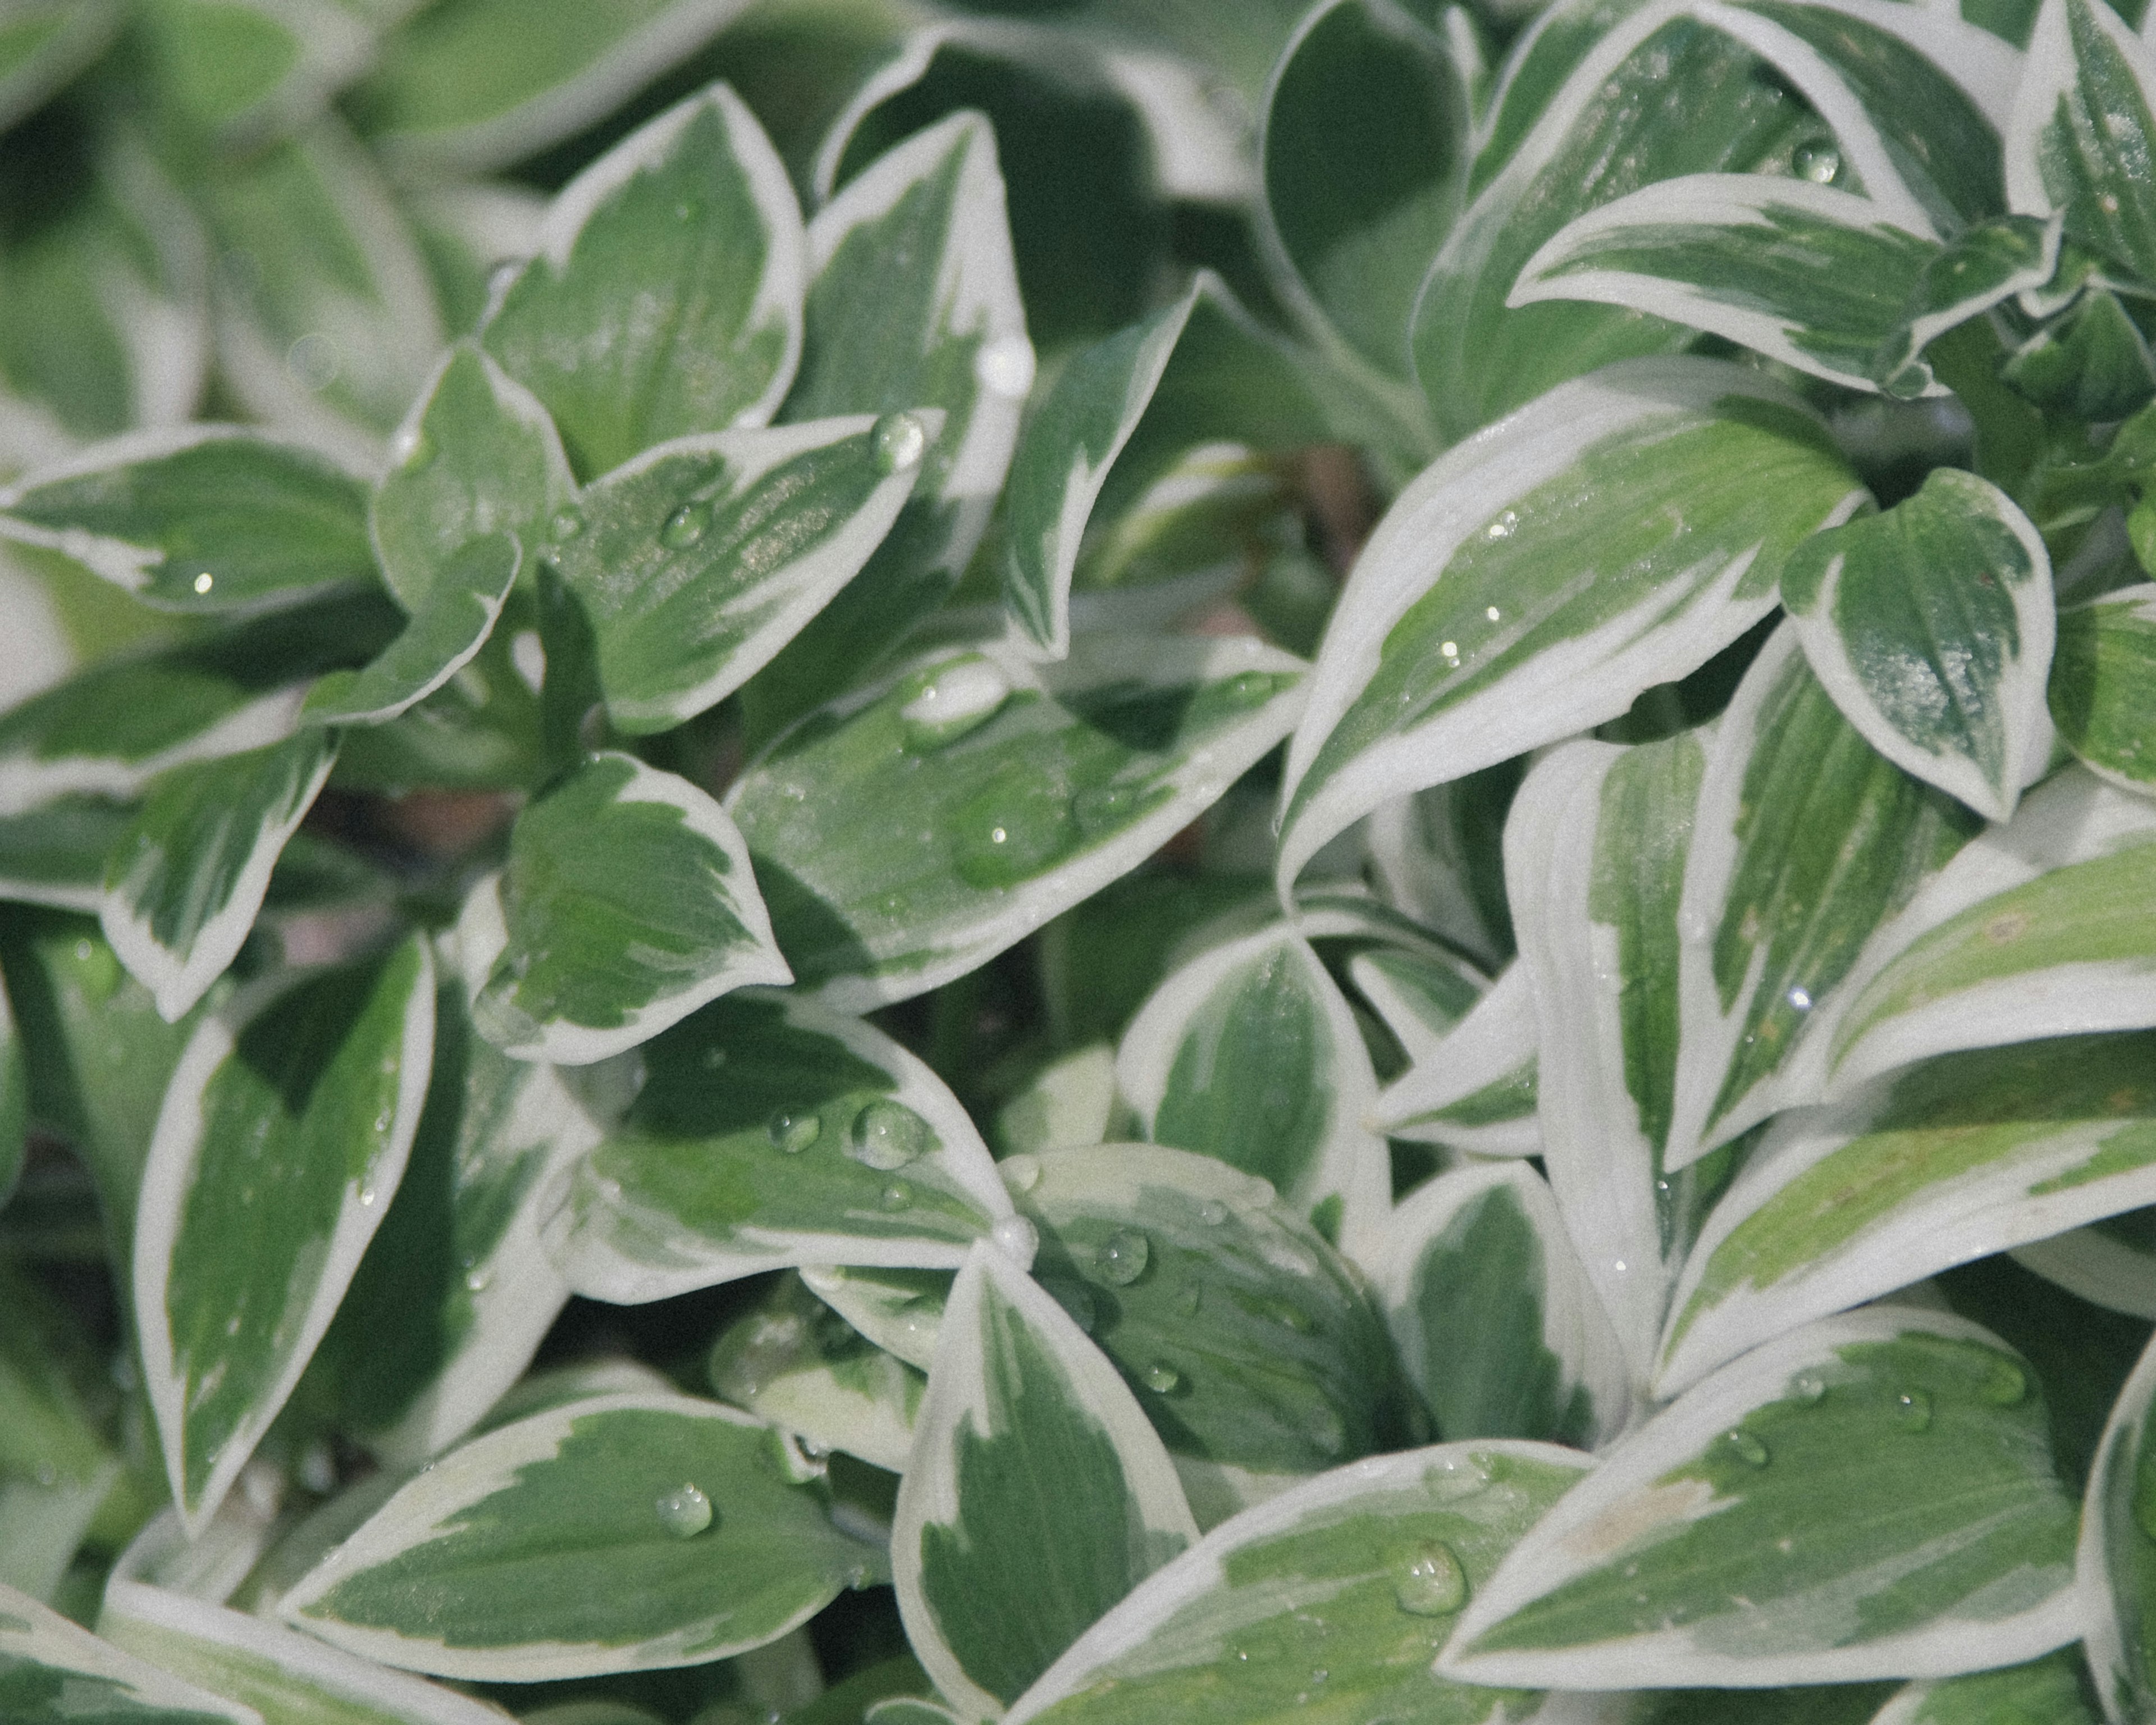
2050 583 2156 795
0 1579 258 1724
1373 958 1542 1156
2084 1332 2156 1722
2007 0 2156 287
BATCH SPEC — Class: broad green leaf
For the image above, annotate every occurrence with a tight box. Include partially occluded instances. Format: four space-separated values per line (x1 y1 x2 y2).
892 1240 1199 1719
747 110 1029 738
1665 626 1980 1169
350 0 756 172
707 1275 925 1472
547 413 932 734
2003 288 2156 419
2007 0 2156 287
1660 1030 2156 1395
369 342 572 613
461 753 788 1064
135 0 371 140
2052 583 2156 793
725 632 1306 1009
1007 1442 1610 1725
1259 0 1467 385
303 984 601 1465
1277 358 1862 892
1373 958 1541 1155
1506 734 1730 1381
1869 1648 2099 1724
135 937 434 1531
1376 1163 1630 1448
192 120 445 461
1116 923 1388 1253
99 729 339 1022
0 591 398 816
0 428 371 615
1000 276 1324 660
1440 1307 2080 1688
1011 1142 1400 1516
481 84 805 481
1782 469 2055 822
2082 1331 2156 1721
300 534 521 727
0 0 118 133
0 1578 258 1725
540 987 1011 1302
280 1389 878 1679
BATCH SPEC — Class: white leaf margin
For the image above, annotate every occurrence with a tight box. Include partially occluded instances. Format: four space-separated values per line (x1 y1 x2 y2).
0 1577 260 1725
1371 956 1540 1154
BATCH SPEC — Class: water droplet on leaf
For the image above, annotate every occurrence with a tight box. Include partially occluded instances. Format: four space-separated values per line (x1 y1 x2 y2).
660 501 711 549
192 570 214 595
848 1099 933 1170
898 656 1011 749
952 775 1077 887
549 506 585 542
655 1484 712 1537
1143 1361 1180 1393
1095 1227 1150 1285
1196 1199 1230 1226
769 1111 820 1153
879 1181 913 1211
1395 1544 1469 1616
873 411 928 475
1980 1359 2027 1405
1791 1373 1826 1403
992 1215 1039 1267
1895 1389 1933 1432
1793 139 1841 184
1723 1429 1769 1467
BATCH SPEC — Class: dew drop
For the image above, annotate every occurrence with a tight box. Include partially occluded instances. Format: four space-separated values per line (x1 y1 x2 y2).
992 1214 1040 1267
1212 670 1275 711
952 775 1077 887
464 1264 492 1293
1485 605 1501 622
1791 1372 1827 1404
357 1185 377 1207
286 332 339 390
879 1181 913 1211
1095 1227 1151 1286
390 425 434 471
192 570 215 595
660 501 711 550
1072 781 1144 832
655 1483 713 1538
373 1108 392 1133
873 410 928 475
1485 509 1518 540
549 506 586 542
1895 1389 1933 1432
1001 1153 1042 1193
1194 1199 1231 1227
1142 1361 1180 1393
898 656 1011 749
1979 1358 2027 1406
1787 986 1812 1011
975 335 1036 398
1723 1428 1769 1468
1394 1544 1469 1616
768 1110 820 1153
1793 139 1841 184
848 1099 933 1170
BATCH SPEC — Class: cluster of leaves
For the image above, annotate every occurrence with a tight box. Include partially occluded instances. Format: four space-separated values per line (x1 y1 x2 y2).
6 0 2156 1719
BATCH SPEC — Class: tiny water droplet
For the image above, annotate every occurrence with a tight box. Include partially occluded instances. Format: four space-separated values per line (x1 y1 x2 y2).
1793 139 1841 184
1143 1361 1180 1393
873 410 928 475
992 1214 1039 1266
1485 509 1518 540
655 1483 712 1537
1001 1153 1042 1193
1723 1429 1769 1467
1792 1372 1827 1403
390 425 434 470
192 570 214 595
898 656 1011 749
1196 1199 1230 1226
660 500 711 549
357 1185 377 1207
1980 1359 2027 1406
768 1110 820 1153
464 1264 492 1293
1213 670 1274 711
1072 781 1144 832
849 1099 933 1170
1263 1296 1317 1335
879 1181 913 1211
1095 1227 1150 1285
1484 605 1501 622
286 332 339 390
1895 1389 1933 1432
1395 1544 1469 1616
952 774 1077 887
1786 985 1812 1011
373 1108 392 1133
549 506 585 542
975 335 1036 398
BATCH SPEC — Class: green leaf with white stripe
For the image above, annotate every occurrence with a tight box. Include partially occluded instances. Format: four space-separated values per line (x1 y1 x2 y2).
481 85 804 481
0 428 373 614
99 729 339 1022
541 987 1010 1302
0 590 399 818
280 1389 878 1679
0 798 126 910
800 1263 951 1374
1011 1142 1399 1518
0 1580 258 1725
1782 469 2055 822
462 752 788 1065
999 276 1324 661
135 937 433 1532
727 633 1305 1009
545 413 931 734
1367 770 1522 972
1660 1030 2156 1396
1347 943 1486 1069
1008 1442 1610 1725
2052 583 2156 793
303 984 601 1465
1507 733 1730 1382
1665 626 1981 1169
748 111 1029 738
0 0 117 133
1870 1649 2100 1725
1277 358 1862 892
1440 1307 2080 1689
2012 1209 2156 1319
300 534 520 727
1377 1163 1630 1449
1117 923 1388 1253
350 0 757 173
893 1240 1199 1720
1372 959 1541 1155
2007 0 2156 287
2082 1331 2156 1722
0 1261 121 1600
135 0 370 140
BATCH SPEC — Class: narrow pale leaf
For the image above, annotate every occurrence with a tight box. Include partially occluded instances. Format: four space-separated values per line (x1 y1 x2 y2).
1346 943 1486 1070
300 534 521 727
2011 1211 2156 1318
2007 0 2156 286
2085 1331 2156 1722
1373 957 1541 1155
0 1579 258 1724
2050 583 2156 793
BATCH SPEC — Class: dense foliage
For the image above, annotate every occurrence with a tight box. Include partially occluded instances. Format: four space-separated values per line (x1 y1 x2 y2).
3 0 2156 1719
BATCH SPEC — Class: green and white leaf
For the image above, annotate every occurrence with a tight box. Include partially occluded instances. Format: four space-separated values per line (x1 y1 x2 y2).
2081 1330 2156 1722
2011 1210 2156 1319
0 1261 121 1598
1782 469 2055 822
279 1389 877 1679
1440 1306 2080 1689
0 427 374 613
0 797 124 910
0 980 23 1212
542 987 1011 1303
0 0 119 133
1349 943 1487 1065
727 632 1306 1009
1659 1030 2156 1396
1277 357 1863 891
460 752 789 1065
480 84 804 481
995 1042 1120 1159
2051 583 2156 794
1665 626 1980 1169
1869 1649 2100 1725
2007 0 2156 288
351 0 759 173
892 1240 1199 1721
1008 1441 1617 1725
0 1579 259 1725
1365 776 1518 973
1116 923 1388 1256
134 937 434 1531
100 729 339 1021
302 534 520 727
800 1263 952 1375
1372 958 1541 1155
547 413 932 733
1377 1162 1630 1448
136 0 372 141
